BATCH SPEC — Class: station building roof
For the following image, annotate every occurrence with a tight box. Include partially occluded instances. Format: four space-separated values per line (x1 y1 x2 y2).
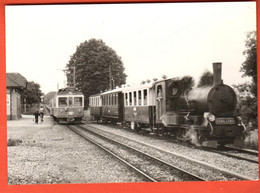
6 73 27 88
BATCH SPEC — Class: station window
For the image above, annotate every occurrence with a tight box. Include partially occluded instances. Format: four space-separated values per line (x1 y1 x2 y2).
58 97 67 107
74 97 83 107
138 90 142 106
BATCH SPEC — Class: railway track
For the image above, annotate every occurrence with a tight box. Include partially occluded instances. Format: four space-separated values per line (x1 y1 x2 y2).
202 147 259 164
69 123 256 181
89 121 259 165
67 125 206 182
224 145 259 156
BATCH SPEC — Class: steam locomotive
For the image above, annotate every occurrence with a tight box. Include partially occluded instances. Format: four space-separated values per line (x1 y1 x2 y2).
47 87 84 124
89 63 247 148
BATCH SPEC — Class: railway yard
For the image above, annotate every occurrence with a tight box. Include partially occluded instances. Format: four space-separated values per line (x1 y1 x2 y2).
7 114 259 185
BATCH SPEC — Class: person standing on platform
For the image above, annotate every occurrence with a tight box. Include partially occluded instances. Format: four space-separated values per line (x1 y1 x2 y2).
33 110 40 124
39 106 44 122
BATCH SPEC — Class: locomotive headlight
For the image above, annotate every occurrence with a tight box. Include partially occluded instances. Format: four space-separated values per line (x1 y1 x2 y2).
207 114 215 122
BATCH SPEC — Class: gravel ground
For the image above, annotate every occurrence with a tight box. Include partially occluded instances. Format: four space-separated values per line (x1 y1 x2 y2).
86 122 259 180
7 115 146 184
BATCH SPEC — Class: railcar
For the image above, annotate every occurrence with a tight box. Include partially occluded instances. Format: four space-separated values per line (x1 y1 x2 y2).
89 63 247 148
49 87 84 124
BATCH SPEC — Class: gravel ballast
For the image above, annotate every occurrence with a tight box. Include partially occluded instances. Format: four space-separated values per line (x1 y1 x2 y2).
86 122 259 180
7 115 145 184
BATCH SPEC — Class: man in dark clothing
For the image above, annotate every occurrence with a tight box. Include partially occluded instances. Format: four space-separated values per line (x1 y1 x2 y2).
34 110 40 124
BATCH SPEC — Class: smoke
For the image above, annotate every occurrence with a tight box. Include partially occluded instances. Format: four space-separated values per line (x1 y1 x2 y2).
184 126 201 146
197 70 213 87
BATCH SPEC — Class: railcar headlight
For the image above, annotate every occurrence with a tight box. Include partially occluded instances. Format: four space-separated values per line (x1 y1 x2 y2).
207 114 215 122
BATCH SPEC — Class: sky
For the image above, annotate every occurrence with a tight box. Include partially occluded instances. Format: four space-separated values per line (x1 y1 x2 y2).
5 2 256 94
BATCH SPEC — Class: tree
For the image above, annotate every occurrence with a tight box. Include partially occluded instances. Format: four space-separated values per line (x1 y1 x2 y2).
241 31 257 97
66 39 127 107
24 81 43 105
233 83 257 126
235 31 257 127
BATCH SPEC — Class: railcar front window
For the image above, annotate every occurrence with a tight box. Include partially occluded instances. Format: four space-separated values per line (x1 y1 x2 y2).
74 97 83 107
69 97 73 107
59 97 67 107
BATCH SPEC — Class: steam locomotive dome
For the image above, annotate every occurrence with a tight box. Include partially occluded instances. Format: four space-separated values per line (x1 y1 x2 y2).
208 84 237 117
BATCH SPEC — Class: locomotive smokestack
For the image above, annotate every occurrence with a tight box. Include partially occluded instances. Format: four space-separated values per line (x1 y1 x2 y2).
213 62 222 85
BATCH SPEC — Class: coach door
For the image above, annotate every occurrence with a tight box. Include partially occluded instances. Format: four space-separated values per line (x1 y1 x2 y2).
155 82 166 123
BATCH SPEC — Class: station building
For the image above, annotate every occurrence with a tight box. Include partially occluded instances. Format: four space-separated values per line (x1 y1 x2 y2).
6 73 27 120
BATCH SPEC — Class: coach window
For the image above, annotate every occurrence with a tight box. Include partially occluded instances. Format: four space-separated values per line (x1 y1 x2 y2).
113 94 115 105
59 97 67 107
138 90 142 106
115 94 118 105
129 92 132 106
133 91 137 106
125 93 128 106
143 89 147 106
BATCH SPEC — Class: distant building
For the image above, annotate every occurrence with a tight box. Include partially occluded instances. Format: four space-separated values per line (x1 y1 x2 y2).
6 73 27 120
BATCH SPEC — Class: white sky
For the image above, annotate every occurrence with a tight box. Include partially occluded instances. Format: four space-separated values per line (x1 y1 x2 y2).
5 2 256 94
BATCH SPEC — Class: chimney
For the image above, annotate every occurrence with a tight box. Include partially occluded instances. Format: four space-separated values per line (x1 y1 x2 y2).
213 62 222 85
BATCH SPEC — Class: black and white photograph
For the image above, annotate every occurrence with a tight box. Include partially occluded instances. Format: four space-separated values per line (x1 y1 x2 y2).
6 2 258 185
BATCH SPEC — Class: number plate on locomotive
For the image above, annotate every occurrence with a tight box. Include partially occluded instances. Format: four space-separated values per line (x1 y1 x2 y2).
215 118 235 125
